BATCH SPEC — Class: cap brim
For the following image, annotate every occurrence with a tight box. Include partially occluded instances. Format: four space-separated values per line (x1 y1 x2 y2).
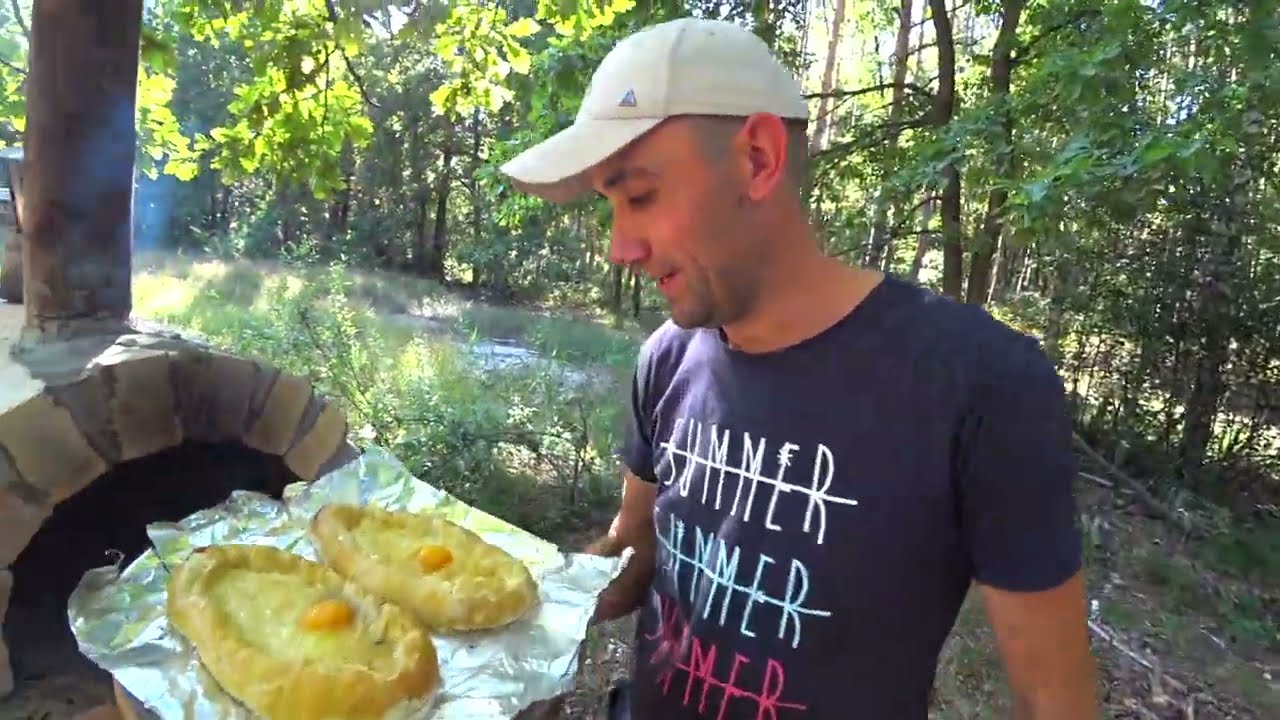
499 117 664 204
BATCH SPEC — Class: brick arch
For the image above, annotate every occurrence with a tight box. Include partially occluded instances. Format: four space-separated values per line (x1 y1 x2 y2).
0 324 359 699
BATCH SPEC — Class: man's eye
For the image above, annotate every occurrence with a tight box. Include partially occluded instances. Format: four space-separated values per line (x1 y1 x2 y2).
628 191 655 208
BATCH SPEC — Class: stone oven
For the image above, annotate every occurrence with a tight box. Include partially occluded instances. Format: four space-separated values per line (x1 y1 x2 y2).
0 2 577 718
0 308 359 714
0 1 359 717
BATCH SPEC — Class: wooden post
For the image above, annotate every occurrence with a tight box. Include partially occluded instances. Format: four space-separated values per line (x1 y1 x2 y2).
21 0 143 333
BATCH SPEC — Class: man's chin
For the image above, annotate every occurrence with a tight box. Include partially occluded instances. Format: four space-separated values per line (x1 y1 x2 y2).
667 304 715 330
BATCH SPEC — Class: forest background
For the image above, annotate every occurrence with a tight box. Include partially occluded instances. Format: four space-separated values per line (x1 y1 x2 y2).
0 0 1276 717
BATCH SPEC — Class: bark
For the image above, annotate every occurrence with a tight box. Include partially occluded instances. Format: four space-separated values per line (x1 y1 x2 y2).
808 0 847 155
630 267 642 318
864 0 915 268
964 0 1025 305
1179 122 1255 478
907 195 935 282
427 145 452 281
22 0 144 329
928 0 964 300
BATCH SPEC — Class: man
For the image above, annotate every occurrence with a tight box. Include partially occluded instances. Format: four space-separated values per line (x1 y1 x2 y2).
500 17 1099 720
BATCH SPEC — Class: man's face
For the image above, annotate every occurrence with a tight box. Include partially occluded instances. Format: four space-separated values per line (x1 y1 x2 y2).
590 118 769 329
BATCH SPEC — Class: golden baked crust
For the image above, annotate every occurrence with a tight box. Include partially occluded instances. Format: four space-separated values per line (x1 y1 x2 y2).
165 543 441 720
309 503 540 632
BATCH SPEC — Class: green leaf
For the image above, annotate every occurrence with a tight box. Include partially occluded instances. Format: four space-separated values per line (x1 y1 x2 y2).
508 48 532 75
139 28 177 73
429 84 454 116
505 17 541 38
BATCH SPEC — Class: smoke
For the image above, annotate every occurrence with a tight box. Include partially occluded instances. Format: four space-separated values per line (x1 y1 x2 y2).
132 171 174 255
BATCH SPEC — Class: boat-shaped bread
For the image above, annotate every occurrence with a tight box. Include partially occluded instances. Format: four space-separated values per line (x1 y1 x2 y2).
166 543 440 720
309 503 539 632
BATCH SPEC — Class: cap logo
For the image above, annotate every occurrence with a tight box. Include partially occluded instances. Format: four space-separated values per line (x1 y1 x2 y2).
618 89 637 107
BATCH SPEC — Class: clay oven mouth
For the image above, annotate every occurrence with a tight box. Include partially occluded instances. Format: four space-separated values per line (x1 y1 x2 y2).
0 2 359 715
0 312 359 715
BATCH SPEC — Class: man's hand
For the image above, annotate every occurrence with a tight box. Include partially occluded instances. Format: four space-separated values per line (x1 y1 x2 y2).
584 471 657 626
980 569 1099 719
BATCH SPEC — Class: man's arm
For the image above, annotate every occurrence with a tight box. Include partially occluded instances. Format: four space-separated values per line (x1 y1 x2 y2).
585 328 667 624
979 572 1098 719
957 331 1099 718
585 470 657 625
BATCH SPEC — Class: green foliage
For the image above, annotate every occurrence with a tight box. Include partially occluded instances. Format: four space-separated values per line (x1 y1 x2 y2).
166 0 374 198
137 68 202 181
9 0 1276 518
427 2 541 119
5 0 1277 708
133 257 634 536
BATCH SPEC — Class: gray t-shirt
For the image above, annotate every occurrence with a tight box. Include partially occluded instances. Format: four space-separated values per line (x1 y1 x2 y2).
619 274 1082 718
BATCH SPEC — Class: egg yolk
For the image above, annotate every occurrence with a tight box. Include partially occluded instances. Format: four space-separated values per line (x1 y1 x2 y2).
300 598 356 631
416 544 453 572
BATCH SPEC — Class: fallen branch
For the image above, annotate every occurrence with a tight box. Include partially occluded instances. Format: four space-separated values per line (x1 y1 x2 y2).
1078 470 1114 488
1088 619 1175 683
1086 618 1231 717
1073 433 1206 538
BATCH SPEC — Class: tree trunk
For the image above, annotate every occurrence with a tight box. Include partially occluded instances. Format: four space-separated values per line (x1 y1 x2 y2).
864 0 915 268
928 0 963 300
630 267 642 318
990 227 1024 302
907 195 935 282
328 144 353 242
426 146 452 281
609 265 623 315
22 0 143 330
412 188 428 273
963 0 1024 305
808 0 847 155
1179 116 1260 479
1177 0 1266 481
1179 212 1241 481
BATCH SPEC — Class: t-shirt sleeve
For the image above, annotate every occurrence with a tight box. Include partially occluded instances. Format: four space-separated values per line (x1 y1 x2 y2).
957 332 1083 593
620 336 660 484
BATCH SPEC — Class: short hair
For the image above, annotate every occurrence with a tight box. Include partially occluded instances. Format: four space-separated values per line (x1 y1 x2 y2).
684 114 811 199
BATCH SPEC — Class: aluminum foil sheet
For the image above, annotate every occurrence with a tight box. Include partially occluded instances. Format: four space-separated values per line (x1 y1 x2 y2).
66 445 630 719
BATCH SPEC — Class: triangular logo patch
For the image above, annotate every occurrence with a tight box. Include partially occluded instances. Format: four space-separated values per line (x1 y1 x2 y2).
618 89 637 107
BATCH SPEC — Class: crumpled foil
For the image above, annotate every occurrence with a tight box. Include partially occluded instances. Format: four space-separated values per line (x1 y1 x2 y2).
66 445 629 719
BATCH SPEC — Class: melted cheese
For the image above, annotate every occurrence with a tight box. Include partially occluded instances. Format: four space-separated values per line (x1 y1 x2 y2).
309 503 540 631
346 515 522 597
350 519 435 574
208 568 397 671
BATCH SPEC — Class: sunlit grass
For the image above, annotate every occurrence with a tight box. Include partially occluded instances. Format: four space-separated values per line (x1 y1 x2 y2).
128 252 631 540
133 250 640 370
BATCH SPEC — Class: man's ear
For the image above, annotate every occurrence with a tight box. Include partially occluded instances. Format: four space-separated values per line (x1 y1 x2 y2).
734 112 789 202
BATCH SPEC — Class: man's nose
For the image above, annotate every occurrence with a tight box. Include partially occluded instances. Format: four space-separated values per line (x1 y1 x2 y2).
608 227 650 266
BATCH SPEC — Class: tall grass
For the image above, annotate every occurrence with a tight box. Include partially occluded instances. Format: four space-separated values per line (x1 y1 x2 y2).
132 256 640 541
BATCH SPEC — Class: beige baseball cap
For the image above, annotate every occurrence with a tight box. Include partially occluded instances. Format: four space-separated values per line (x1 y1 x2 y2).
499 17 810 204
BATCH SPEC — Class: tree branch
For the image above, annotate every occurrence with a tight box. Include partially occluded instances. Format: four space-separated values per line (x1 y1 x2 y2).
804 81 932 102
811 115 932 162
1073 433 1207 538
324 0 380 109
7 0 28 38
1012 9 1103 66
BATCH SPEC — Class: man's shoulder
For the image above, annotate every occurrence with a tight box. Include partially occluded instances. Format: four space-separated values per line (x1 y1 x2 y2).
636 319 703 373
882 277 1061 388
